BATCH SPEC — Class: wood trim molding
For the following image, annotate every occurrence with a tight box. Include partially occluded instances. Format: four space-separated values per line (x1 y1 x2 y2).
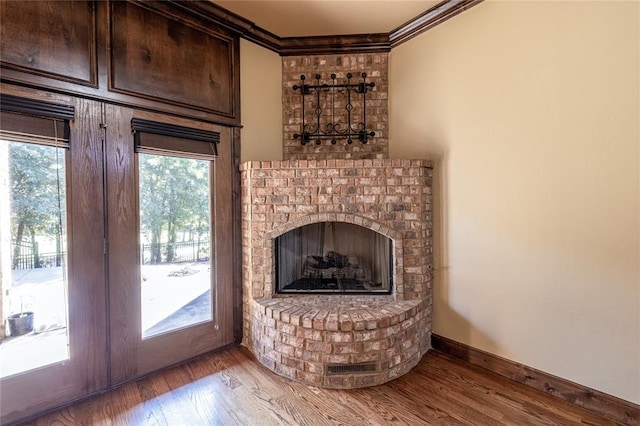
432 334 640 425
167 0 280 53
131 118 221 144
168 0 481 56
389 0 484 47
279 34 390 56
0 93 75 120
231 127 243 345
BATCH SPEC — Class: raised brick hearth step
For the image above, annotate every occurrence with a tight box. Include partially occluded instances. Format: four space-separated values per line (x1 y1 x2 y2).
251 296 431 389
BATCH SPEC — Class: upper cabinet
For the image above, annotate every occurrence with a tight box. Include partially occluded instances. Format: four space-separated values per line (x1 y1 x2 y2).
0 1 98 86
0 1 240 125
109 2 234 117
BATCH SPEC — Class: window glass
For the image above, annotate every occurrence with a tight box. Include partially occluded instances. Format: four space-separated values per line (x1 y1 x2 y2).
0 140 69 377
138 153 212 339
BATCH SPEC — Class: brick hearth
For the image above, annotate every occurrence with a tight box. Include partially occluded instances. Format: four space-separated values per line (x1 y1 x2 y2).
241 159 433 388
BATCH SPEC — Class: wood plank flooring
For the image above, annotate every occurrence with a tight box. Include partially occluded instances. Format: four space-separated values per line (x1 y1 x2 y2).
22 346 621 425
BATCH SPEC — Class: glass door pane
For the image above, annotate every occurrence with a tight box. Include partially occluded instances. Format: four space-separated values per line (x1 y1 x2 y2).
138 153 212 339
0 140 69 377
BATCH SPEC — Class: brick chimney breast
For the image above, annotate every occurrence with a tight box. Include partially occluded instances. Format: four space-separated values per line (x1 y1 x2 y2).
283 53 389 161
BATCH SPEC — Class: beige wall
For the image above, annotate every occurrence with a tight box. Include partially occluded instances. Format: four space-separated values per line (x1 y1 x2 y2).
389 0 639 404
239 39 283 162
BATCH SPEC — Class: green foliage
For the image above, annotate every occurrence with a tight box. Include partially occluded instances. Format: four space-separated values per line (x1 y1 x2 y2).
6 144 211 266
9 142 65 235
8 141 67 268
138 154 210 264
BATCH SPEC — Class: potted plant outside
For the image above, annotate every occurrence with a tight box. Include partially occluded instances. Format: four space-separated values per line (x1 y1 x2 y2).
5 296 34 337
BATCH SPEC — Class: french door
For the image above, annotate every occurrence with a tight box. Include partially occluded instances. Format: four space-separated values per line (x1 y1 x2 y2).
104 105 235 384
0 90 108 425
0 88 236 424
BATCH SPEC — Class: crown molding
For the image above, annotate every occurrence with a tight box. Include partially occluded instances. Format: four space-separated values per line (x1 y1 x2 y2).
167 0 281 52
169 0 482 56
390 0 484 47
280 34 390 56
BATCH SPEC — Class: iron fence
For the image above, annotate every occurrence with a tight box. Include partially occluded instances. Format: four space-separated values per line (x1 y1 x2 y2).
141 239 210 265
11 241 64 270
11 239 210 269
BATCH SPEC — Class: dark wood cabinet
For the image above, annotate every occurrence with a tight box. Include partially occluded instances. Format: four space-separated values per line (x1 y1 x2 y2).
109 1 235 117
0 1 98 86
0 0 240 125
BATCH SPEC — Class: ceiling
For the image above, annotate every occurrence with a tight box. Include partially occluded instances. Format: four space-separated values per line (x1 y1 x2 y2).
211 0 442 37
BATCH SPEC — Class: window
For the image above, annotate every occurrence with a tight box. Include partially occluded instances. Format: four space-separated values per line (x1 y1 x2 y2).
132 119 219 339
0 96 73 376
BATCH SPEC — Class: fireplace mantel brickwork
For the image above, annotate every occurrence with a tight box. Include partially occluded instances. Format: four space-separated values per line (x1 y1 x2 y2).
241 158 433 388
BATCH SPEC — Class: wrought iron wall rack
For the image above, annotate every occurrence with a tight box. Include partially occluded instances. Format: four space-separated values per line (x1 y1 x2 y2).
293 73 375 145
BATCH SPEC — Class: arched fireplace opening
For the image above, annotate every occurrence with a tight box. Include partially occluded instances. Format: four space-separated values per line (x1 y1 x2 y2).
275 222 393 294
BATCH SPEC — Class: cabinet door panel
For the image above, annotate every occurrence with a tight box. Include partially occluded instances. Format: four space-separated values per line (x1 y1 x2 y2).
0 1 97 86
109 1 235 116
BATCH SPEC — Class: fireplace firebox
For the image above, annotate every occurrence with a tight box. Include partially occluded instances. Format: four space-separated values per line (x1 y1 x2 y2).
275 222 392 294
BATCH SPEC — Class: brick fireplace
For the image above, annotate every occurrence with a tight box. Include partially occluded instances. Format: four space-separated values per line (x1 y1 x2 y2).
240 52 433 388
241 158 433 388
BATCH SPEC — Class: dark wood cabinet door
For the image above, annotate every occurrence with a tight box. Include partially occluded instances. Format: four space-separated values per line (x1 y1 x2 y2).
0 1 97 86
0 1 240 125
108 1 236 117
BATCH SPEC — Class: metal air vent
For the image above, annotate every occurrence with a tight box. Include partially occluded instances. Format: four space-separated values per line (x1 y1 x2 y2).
326 362 378 375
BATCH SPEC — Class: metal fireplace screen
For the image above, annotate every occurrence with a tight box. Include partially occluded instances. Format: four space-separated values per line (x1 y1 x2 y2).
275 222 392 294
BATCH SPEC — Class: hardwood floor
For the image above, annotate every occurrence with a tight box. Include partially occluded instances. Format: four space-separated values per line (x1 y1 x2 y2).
22 346 620 426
